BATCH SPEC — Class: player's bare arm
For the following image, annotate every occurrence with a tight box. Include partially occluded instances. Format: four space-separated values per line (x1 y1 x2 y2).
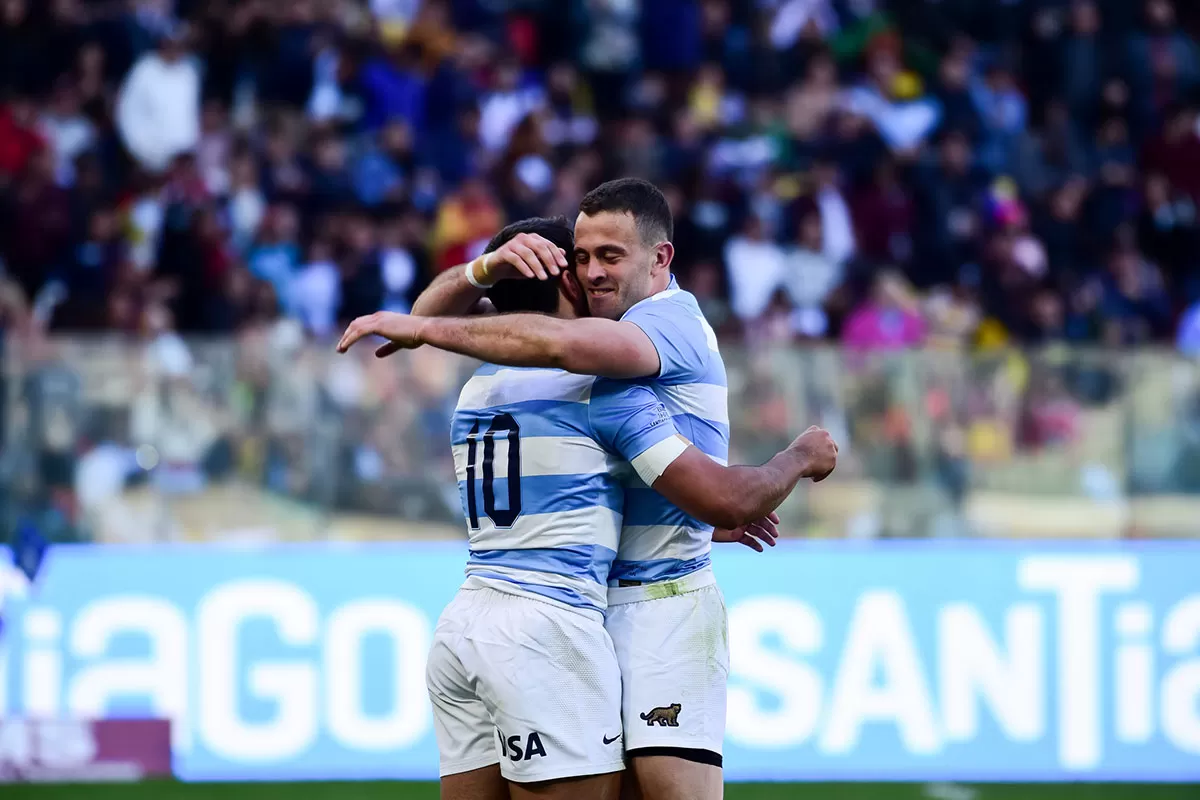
339 311 662 379
649 427 838 532
409 232 569 318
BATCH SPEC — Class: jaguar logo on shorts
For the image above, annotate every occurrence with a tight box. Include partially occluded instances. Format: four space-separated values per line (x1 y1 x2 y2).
639 703 682 727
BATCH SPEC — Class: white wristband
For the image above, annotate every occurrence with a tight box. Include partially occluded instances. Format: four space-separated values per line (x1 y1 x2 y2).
465 255 496 289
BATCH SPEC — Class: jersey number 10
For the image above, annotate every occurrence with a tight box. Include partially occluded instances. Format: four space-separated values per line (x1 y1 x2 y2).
465 413 522 529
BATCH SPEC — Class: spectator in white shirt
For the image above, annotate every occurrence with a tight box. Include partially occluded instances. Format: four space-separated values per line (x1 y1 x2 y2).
293 239 341 339
812 155 856 265
725 213 786 323
783 205 842 338
39 79 95 186
479 59 544 153
115 26 201 173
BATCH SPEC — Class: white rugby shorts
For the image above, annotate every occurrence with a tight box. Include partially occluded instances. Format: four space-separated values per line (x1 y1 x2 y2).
426 585 626 783
604 567 729 761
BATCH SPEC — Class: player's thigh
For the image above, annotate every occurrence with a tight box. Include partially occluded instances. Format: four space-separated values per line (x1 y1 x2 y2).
625 755 722 800
427 593 501 779
440 763 508 800
460 588 626 785
605 585 729 760
509 771 622 800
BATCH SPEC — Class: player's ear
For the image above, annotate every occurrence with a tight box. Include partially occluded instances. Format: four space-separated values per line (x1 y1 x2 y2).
560 269 589 317
651 240 674 278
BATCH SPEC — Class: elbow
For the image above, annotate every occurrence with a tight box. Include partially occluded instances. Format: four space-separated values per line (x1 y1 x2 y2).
703 487 754 531
708 507 744 532
718 483 770 529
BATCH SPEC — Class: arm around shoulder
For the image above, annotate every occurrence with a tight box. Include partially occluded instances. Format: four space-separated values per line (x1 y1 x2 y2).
552 318 661 379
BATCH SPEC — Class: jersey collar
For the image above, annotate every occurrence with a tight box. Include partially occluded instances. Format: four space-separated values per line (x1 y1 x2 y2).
619 276 680 321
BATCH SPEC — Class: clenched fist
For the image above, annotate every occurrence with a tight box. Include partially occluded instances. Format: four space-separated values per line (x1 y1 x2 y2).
790 426 838 482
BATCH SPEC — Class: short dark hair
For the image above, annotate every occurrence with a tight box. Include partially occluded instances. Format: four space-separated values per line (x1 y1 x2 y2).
484 217 574 314
578 177 673 245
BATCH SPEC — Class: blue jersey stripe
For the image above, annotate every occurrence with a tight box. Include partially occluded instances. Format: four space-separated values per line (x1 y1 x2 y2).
622 487 714 531
469 544 616 584
458 472 623 519
451 399 591 443
655 355 727 388
666 413 729 460
610 554 713 584
468 571 604 613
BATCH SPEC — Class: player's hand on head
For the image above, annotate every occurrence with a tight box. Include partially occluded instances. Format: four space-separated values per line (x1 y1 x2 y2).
791 426 838 482
486 232 569 282
712 512 780 552
336 311 424 355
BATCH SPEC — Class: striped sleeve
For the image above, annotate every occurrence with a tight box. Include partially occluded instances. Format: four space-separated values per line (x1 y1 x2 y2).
588 379 686 485
623 299 711 384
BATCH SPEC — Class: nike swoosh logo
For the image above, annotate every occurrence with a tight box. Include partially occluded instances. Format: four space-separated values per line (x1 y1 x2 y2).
602 734 621 745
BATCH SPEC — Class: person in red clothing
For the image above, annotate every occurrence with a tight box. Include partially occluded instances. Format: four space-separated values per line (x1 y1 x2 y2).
851 157 915 267
1142 103 1200 203
4 146 71 300
0 95 45 180
431 176 504 271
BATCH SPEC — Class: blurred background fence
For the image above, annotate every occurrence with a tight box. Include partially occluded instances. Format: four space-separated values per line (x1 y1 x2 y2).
7 332 1200 544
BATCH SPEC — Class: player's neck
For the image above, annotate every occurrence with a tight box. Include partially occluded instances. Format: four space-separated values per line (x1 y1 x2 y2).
649 271 672 296
555 295 582 320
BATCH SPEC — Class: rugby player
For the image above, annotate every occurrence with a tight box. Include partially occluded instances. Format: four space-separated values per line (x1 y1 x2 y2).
339 200 837 800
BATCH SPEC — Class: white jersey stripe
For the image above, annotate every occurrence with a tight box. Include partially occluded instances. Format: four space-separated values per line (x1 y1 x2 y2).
657 383 730 425
453 435 616 481
615 525 711 562
458 369 594 410
462 506 622 553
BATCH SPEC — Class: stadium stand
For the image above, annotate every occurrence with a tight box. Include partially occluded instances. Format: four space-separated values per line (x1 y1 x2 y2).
1 0 1200 542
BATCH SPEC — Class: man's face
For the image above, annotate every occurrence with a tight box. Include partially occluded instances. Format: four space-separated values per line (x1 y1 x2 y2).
573 211 658 320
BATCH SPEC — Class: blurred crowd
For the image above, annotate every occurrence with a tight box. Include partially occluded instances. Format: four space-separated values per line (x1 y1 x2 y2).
4 0 1200 542
10 335 1200 543
0 0 1199 352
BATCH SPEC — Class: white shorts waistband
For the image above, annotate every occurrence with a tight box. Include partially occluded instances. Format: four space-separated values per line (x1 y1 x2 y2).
605 566 716 606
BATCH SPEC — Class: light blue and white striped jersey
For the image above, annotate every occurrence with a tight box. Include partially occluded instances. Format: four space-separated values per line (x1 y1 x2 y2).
611 277 730 585
452 364 682 613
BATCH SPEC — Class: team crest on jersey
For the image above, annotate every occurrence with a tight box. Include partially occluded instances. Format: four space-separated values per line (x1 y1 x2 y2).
639 703 682 727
